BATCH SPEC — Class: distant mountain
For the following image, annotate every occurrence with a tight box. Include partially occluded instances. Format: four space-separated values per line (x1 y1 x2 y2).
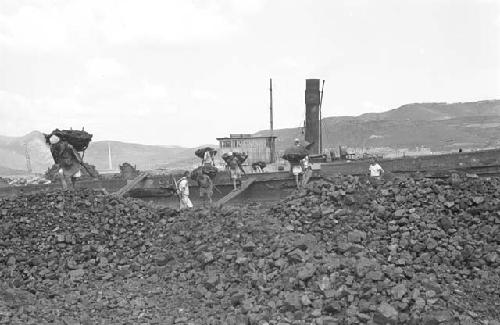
0 131 53 174
358 100 500 121
84 141 205 171
255 100 500 152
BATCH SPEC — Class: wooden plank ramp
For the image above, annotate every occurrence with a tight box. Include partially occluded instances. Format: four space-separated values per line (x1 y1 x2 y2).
215 177 256 207
114 172 149 197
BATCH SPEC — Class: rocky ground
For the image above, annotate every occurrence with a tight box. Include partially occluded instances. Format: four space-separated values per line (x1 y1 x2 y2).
0 176 499 324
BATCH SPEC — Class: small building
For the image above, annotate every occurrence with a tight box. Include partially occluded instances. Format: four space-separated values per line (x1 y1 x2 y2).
216 134 277 164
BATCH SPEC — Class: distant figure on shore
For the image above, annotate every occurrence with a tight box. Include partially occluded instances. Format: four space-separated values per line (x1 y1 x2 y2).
369 158 384 179
329 150 336 161
177 171 193 210
459 148 463 153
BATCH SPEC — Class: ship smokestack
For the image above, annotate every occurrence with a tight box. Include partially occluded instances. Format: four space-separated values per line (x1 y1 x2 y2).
305 79 321 154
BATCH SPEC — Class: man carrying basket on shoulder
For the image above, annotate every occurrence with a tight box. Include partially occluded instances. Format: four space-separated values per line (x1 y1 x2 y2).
47 135 84 190
45 128 93 190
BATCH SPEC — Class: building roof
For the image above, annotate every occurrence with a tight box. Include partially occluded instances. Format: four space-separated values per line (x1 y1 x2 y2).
216 136 277 141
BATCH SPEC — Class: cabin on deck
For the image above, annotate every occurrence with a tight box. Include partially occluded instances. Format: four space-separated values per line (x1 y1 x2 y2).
216 134 277 165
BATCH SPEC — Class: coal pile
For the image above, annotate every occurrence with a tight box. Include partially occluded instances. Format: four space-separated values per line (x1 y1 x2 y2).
0 189 179 324
266 176 500 324
155 177 499 324
0 177 499 324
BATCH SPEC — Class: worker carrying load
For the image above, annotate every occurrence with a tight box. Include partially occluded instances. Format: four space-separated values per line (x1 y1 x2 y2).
196 172 214 207
195 147 217 166
191 164 218 181
222 152 247 174
282 138 309 189
190 163 218 207
44 128 93 190
222 152 247 190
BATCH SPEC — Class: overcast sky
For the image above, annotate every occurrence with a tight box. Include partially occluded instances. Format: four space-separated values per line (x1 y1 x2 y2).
0 0 499 147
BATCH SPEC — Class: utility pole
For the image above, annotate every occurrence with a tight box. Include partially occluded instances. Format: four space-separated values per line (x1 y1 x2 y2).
270 78 273 133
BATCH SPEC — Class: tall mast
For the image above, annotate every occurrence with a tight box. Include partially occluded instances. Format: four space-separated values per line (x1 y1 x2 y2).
319 80 325 154
269 78 276 163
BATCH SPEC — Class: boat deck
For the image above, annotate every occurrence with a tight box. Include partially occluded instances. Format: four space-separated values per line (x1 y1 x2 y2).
2 148 500 207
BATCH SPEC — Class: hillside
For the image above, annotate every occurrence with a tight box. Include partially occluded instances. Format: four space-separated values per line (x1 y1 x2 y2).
1 100 500 175
83 141 202 171
0 131 53 174
255 100 500 152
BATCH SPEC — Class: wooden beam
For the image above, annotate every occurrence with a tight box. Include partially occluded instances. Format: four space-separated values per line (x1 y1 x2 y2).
114 172 149 197
215 177 256 207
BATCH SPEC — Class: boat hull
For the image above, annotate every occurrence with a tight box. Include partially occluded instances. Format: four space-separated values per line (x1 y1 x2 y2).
2 149 500 206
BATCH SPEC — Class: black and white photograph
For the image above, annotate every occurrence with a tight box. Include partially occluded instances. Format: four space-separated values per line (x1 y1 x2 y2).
0 0 499 324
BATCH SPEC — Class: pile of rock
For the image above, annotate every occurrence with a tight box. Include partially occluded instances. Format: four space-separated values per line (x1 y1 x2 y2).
0 189 178 323
266 176 500 324
153 177 499 324
0 176 499 324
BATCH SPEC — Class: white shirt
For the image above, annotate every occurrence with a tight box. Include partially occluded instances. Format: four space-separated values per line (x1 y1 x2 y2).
178 177 189 196
301 156 310 170
369 163 383 177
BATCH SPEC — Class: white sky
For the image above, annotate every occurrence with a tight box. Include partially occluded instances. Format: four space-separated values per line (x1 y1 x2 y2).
0 0 499 147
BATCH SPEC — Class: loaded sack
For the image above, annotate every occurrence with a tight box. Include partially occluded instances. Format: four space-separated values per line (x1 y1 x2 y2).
252 161 266 169
46 129 93 152
282 145 308 163
222 152 248 164
191 165 218 181
195 147 217 159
